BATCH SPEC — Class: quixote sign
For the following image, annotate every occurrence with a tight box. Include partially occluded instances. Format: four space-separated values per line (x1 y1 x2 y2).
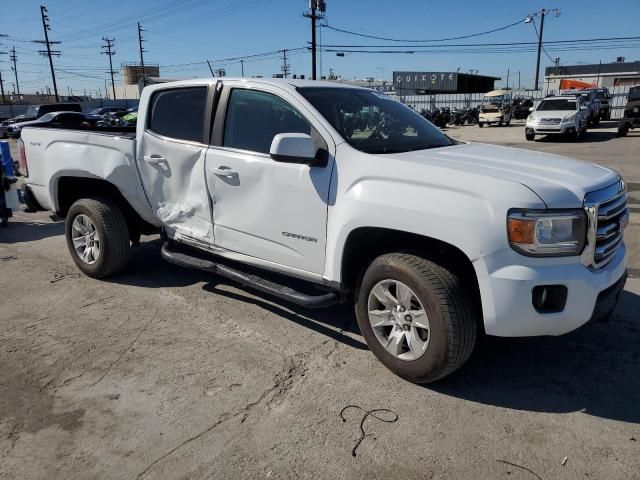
393 71 458 92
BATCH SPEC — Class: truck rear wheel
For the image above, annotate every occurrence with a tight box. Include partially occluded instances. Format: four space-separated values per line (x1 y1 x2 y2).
355 253 477 383
65 197 130 278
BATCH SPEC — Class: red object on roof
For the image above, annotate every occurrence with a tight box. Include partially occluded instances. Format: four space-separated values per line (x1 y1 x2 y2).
560 79 596 90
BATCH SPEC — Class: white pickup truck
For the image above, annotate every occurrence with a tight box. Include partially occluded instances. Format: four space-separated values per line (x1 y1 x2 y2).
18 78 629 383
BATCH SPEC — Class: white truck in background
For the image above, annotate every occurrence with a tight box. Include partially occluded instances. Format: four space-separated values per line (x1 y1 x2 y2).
18 78 629 383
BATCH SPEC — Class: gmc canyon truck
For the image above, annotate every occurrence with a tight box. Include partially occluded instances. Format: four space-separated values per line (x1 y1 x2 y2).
18 79 629 383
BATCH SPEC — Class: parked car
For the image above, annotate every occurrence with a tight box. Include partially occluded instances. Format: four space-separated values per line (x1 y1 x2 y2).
584 87 612 120
525 95 589 141
18 78 629 383
511 97 534 120
6 111 94 139
89 107 128 116
617 86 640 136
562 90 601 125
478 89 512 127
22 103 83 122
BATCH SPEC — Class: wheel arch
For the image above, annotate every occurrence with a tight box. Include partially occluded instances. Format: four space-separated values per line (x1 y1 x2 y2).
55 175 158 237
339 226 483 329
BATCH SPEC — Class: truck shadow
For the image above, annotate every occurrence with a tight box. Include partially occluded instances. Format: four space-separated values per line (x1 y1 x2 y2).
202 282 366 350
109 239 213 288
431 289 640 424
0 218 64 244
110 242 367 350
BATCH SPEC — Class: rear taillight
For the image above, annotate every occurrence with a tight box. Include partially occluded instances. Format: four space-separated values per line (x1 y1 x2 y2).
18 139 28 177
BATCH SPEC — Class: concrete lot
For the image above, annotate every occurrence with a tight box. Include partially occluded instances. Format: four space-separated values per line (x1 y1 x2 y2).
1 123 639 479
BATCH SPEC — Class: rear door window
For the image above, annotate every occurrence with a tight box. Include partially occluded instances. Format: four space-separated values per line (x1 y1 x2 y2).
148 87 207 143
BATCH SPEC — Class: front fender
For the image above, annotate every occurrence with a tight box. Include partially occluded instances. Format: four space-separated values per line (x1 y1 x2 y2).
323 147 546 283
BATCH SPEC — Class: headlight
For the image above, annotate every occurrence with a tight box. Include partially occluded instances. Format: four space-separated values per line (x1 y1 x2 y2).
633 106 640 114
562 113 576 123
526 115 537 124
507 210 587 256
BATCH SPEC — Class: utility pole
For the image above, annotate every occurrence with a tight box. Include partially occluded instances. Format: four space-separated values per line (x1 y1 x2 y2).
35 5 61 101
240 59 244 77
534 13 544 91
137 22 146 87
10 47 20 100
281 49 290 78
0 70 5 103
518 71 521 90
101 37 117 100
525 8 560 91
304 1 326 80
506 68 510 89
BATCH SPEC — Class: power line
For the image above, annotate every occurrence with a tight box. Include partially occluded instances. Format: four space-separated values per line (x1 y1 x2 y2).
322 17 526 43
319 35 640 49
531 17 555 64
33 5 61 101
101 37 117 100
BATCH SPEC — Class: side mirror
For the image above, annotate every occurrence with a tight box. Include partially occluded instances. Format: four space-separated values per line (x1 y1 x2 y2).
528 107 534 112
270 133 318 165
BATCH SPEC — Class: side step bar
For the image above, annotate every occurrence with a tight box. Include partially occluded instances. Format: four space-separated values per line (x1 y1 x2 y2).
160 242 341 309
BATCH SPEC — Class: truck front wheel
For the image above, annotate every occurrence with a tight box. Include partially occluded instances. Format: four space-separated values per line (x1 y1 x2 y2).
355 253 477 383
65 197 130 278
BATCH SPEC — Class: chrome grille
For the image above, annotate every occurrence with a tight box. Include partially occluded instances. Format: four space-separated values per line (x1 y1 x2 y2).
540 118 561 125
581 179 628 269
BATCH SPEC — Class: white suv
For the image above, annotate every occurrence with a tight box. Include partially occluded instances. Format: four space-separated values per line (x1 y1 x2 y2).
525 96 589 141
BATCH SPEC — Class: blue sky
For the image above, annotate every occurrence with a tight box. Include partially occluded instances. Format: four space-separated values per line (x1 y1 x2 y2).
1 0 639 96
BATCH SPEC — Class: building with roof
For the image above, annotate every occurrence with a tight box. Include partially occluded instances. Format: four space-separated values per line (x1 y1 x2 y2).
544 60 640 92
393 72 500 95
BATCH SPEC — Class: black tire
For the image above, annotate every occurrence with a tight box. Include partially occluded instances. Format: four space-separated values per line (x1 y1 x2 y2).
355 253 477 383
65 197 130 278
525 132 535 141
478 123 484 128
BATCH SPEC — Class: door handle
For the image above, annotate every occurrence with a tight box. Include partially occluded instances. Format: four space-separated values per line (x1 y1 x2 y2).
211 166 238 177
143 154 166 164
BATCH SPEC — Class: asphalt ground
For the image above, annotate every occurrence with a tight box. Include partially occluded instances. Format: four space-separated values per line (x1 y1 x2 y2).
1 122 639 479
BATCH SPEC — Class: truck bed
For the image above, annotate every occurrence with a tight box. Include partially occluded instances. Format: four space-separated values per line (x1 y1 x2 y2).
20 126 157 226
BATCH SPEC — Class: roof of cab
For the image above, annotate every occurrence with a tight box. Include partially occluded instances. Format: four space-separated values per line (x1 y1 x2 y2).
147 77 368 92
484 89 511 96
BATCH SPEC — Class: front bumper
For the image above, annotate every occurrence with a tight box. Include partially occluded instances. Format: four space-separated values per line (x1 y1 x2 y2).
525 123 576 135
473 243 627 337
479 115 503 125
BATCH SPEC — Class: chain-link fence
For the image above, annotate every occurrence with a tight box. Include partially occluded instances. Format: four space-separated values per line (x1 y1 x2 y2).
392 86 633 120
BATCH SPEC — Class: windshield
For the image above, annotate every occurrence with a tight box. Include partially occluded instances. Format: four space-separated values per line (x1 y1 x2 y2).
90 108 103 115
37 113 57 122
629 88 640 101
482 95 506 107
537 99 577 111
25 106 39 117
298 87 452 154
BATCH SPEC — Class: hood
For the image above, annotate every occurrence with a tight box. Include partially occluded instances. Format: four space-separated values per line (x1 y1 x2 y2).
385 143 618 208
11 119 45 129
530 110 577 120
